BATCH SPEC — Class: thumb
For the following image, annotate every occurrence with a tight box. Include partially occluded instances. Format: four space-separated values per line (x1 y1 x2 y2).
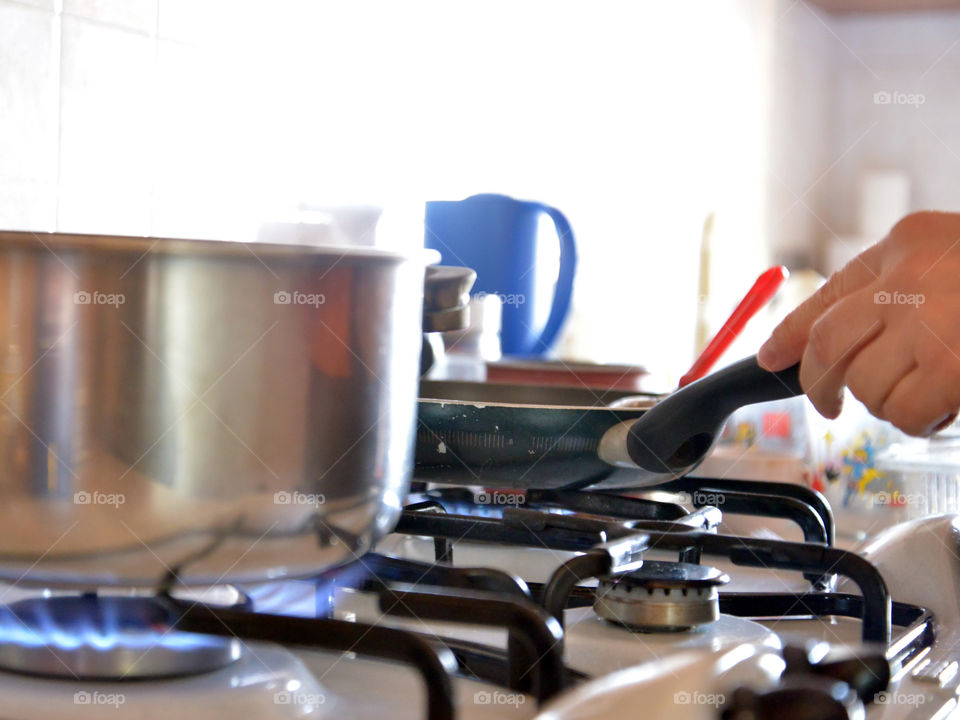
758 243 883 371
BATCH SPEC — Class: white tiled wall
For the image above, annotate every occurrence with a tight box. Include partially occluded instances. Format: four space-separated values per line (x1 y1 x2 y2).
0 0 59 230
0 0 268 238
58 13 155 234
0 0 157 233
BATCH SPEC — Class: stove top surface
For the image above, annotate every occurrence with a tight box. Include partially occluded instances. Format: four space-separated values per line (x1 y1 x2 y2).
0 479 948 720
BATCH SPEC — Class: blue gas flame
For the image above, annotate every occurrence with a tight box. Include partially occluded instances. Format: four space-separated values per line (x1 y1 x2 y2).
0 596 226 652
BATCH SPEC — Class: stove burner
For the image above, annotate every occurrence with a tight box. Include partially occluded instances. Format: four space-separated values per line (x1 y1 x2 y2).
0 594 243 680
594 561 729 632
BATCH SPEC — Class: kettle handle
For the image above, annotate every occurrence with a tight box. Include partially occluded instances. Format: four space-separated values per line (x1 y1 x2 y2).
531 204 577 353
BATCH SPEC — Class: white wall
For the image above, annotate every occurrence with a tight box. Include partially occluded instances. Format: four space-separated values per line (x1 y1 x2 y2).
825 12 960 235
761 7 960 271
764 0 838 263
9 1 945 376
0 0 789 377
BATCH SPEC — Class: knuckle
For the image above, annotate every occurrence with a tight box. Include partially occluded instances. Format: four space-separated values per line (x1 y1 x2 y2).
769 319 797 349
919 342 952 375
887 211 960 259
889 210 940 239
921 326 960 372
799 355 843 417
916 334 960 386
846 375 881 417
818 271 846 307
806 319 834 367
881 396 927 437
881 407 911 435
929 365 960 413
879 393 904 426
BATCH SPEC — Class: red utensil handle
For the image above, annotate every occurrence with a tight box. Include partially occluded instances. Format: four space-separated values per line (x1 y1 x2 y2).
679 266 788 388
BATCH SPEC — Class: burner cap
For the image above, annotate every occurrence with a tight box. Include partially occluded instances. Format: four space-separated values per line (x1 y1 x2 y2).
594 561 729 632
0 594 243 680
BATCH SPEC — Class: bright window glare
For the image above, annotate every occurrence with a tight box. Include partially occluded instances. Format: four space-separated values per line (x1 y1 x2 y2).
151 0 773 377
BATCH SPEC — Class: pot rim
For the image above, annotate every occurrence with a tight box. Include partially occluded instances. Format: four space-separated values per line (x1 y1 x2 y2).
0 230 440 265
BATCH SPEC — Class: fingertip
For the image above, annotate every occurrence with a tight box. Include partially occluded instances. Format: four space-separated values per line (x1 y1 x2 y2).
757 342 775 369
931 412 957 435
822 404 843 420
758 340 788 371
826 391 845 420
816 403 843 421
809 388 844 420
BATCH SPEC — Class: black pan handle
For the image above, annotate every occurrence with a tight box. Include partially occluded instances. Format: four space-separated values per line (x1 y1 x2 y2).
625 356 802 475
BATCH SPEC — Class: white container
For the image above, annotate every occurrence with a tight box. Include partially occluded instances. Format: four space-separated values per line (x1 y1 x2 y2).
874 439 960 519
857 170 910 239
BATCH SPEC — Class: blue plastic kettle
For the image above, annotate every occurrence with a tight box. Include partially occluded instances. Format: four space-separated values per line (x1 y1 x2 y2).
424 194 577 356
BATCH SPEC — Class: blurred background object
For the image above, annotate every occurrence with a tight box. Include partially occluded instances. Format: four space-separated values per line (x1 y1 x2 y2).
875 436 960 520
679 265 788 387
424 193 577 357
257 205 383 247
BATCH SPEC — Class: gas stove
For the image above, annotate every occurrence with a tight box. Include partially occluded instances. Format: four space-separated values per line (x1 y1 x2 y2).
0 475 951 720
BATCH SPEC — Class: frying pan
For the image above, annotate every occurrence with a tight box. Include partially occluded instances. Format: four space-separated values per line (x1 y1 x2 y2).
415 356 803 489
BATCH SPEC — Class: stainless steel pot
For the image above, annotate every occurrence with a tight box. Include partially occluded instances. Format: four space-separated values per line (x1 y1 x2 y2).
0 230 432 587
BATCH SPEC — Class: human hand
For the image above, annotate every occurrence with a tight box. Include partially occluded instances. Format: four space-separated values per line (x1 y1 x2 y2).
758 211 960 436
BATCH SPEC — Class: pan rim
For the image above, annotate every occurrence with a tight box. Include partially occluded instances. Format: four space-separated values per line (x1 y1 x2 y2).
416 396 652 413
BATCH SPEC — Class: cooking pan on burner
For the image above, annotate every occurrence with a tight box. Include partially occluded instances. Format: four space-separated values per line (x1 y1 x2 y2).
416 356 803 489
0 230 473 587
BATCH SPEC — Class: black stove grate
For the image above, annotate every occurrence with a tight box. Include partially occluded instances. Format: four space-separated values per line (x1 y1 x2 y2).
149 479 932 720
